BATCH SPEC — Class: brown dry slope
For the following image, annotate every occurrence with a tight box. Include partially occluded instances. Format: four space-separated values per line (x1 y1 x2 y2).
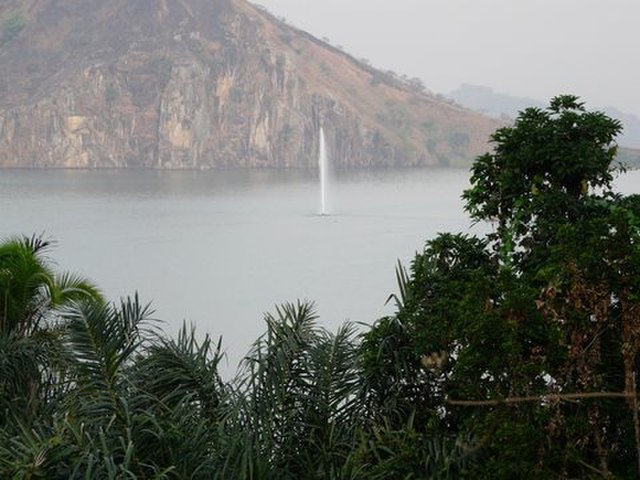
0 0 500 168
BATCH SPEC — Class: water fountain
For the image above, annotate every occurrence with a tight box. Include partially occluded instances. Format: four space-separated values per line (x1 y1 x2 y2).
319 127 329 215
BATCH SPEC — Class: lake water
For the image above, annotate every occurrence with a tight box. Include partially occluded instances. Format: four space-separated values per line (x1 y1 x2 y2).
2 168 639 375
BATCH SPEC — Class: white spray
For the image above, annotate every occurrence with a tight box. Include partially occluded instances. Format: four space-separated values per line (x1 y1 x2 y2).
319 127 329 215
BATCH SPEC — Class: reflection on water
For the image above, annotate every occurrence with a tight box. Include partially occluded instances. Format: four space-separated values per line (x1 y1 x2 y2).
0 168 319 199
2 167 638 376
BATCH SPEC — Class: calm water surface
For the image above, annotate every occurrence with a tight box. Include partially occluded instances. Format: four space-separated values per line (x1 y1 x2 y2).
2 168 638 375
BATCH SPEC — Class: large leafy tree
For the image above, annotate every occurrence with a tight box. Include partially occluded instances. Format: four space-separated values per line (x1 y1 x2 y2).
463 96 640 477
363 96 640 478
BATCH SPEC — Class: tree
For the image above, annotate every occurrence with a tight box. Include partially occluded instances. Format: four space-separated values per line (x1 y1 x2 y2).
0 235 101 425
0 234 477 478
0 247 225 478
463 95 623 263
362 96 640 478
220 302 365 479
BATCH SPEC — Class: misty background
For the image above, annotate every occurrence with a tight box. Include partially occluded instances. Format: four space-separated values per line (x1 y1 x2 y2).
254 0 640 120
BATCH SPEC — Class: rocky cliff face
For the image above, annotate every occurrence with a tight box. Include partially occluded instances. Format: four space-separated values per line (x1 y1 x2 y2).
0 0 500 169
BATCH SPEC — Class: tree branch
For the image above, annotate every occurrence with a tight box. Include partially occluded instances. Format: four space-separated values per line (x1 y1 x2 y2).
447 391 635 407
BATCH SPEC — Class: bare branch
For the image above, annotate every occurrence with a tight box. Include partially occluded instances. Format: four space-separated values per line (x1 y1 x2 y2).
448 391 635 407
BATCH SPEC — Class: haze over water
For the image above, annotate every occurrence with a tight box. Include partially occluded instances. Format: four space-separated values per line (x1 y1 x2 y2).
2 168 639 374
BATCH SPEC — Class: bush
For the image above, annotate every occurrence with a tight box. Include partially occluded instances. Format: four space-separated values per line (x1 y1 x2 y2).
1 13 25 45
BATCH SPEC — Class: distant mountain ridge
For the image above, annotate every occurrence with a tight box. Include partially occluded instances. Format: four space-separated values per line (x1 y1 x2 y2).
448 84 640 150
0 0 500 169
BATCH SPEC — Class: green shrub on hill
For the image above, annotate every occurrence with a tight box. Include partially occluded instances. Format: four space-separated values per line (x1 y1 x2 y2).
1 13 25 45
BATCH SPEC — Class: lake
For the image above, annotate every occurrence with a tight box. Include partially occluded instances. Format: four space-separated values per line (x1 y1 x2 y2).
2 167 639 375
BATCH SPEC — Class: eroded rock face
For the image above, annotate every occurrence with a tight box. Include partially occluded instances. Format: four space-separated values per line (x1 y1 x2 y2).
0 0 500 168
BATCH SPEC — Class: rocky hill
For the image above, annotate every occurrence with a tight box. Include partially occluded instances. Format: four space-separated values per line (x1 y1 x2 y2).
0 0 502 169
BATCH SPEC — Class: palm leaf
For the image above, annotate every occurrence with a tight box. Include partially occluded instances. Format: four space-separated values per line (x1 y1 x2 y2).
133 323 225 419
386 260 411 311
61 295 153 421
0 234 101 336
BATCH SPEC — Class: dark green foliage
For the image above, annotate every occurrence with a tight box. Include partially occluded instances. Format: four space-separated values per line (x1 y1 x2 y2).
0 235 101 427
363 96 640 478
0 235 100 335
463 95 622 260
351 415 477 480
134 323 224 418
224 302 366 479
0 256 475 479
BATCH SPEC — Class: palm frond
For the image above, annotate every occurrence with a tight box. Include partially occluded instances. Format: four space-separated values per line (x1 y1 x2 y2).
0 237 55 334
20 234 54 256
134 322 225 419
307 322 363 425
131 398 219 479
50 271 103 307
385 260 411 311
61 295 153 421
230 302 368 476
0 331 44 418
0 325 65 426
0 235 100 336
353 415 479 480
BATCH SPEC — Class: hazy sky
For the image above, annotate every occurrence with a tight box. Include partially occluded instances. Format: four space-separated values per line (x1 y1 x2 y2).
254 0 640 117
